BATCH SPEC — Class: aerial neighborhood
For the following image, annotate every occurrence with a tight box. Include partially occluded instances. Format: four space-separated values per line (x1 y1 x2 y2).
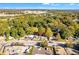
0 9 79 55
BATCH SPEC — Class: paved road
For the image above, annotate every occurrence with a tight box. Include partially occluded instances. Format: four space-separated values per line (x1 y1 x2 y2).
0 40 67 47
0 40 41 46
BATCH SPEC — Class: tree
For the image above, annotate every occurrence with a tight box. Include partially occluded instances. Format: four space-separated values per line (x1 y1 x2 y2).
74 28 79 38
45 27 53 40
40 39 48 47
60 28 73 39
56 33 62 41
18 27 25 37
68 26 75 36
10 27 19 38
0 20 9 36
38 27 45 36
66 39 73 48
26 27 38 35
31 27 38 33
5 29 10 41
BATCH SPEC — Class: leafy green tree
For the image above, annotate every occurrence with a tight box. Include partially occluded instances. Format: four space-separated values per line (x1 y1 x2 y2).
18 27 25 37
74 28 79 38
60 28 73 39
10 27 18 38
5 29 10 41
26 27 38 35
0 20 9 36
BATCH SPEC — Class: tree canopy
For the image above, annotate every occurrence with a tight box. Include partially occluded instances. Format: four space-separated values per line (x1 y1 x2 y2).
0 10 79 41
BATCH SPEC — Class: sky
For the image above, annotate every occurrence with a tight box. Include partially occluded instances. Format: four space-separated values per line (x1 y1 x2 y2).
0 3 79 9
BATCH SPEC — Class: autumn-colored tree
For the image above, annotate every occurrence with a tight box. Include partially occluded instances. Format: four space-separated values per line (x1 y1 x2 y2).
56 33 62 41
41 39 48 47
26 27 38 35
66 39 73 48
45 27 53 40
38 27 45 36
0 20 9 36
